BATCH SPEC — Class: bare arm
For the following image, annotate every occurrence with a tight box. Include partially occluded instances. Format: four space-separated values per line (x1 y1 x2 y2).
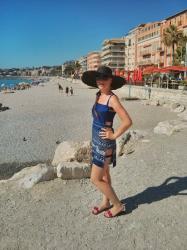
110 95 133 139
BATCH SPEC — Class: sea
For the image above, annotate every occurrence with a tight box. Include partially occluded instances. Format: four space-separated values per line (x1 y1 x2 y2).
0 77 32 88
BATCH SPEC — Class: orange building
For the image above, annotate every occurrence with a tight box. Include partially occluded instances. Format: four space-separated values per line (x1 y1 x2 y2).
87 52 101 70
161 9 187 66
136 21 162 69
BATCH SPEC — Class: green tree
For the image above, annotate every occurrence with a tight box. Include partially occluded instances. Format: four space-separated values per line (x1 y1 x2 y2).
174 34 187 65
64 61 81 77
64 64 74 76
162 24 184 65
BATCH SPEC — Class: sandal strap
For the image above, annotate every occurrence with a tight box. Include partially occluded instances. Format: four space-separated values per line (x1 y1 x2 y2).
93 206 99 212
106 210 113 217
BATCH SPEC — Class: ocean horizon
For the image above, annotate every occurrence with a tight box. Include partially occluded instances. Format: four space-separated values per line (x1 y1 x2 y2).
0 77 32 88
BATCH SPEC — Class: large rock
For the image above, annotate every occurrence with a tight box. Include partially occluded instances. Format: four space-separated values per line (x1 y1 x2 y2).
0 163 56 189
52 140 91 166
117 130 147 156
177 110 187 121
154 120 187 136
154 121 174 136
150 99 161 106
170 103 185 113
141 99 165 106
163 103 172 108
117 132 131 156
56 161 91 179
157 99 166 106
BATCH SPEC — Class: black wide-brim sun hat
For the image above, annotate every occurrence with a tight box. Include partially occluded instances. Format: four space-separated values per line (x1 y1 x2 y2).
81 66 126 90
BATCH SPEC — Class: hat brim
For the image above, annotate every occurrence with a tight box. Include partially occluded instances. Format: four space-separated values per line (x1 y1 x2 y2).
81 70 126 90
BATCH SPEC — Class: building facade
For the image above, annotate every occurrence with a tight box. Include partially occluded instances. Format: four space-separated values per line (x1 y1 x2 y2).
123 28 136 71
78 8 187 72
136 21 162 69
123 25 144 71
87 52 101 70
78 56 87 73
161 9 187 66
101 39 126 72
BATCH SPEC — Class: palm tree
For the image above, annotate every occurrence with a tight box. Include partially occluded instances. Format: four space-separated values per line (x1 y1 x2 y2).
162 24 183 65
176 34 187 65
72 61 81 79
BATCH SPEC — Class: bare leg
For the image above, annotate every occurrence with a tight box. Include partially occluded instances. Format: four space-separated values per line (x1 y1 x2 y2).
95 162 111 210
90 163 124 215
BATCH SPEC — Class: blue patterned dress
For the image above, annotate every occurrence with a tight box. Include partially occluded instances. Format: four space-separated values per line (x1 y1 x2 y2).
91 90 117 168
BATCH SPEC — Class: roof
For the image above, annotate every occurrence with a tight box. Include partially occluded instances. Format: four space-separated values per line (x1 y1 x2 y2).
165 9 187 20
102 39 126 45
87 51 100 56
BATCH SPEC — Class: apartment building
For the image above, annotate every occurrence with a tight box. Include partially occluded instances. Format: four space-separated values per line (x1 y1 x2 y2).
79 56 87 73
101 39 126 72
87 52 101 70
136 21 162 69
79 9 187 72
123 28 136 71
123 25 144 71
161 9 187 66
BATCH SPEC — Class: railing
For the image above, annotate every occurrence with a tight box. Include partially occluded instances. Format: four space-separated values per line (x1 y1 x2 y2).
139 50 152 56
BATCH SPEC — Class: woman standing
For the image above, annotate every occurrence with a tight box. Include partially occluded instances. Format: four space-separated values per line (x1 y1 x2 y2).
82 66 133 218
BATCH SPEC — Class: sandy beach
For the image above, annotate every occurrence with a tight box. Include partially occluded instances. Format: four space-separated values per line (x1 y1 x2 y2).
0 78 178 178
0 78 187 249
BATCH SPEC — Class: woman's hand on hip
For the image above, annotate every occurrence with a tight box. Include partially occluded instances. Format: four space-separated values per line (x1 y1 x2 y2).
99 127 116 140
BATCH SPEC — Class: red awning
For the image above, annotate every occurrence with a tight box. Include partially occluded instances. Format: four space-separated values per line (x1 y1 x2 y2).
162 66 187 72
143 66 187 74
143 66 159 74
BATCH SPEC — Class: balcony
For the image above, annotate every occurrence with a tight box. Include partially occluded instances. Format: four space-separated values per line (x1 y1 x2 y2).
102 47 125 52
139 50 151 56
102 61 125 66
157 47 164 52
102 56 125 62
102 54 125 60
138 60 153 65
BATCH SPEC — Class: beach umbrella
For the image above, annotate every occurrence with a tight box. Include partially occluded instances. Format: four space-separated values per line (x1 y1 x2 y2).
137 68 141 81
136 69 139 81
164 66 187 72
127 71 130 81
115 69 120 76
132 70 135 81
139 68 143 81
119 70 124 77
135 69 138 81
133 70 136 82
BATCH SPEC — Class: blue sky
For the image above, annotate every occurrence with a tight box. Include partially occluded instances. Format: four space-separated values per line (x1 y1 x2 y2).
0 0 186 68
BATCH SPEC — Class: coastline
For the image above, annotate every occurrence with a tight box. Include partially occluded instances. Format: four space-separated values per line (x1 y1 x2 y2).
0 77 181 178
0 77 187 249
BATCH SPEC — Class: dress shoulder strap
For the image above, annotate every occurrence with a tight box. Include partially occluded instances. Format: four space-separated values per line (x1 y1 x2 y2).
106 92 115 106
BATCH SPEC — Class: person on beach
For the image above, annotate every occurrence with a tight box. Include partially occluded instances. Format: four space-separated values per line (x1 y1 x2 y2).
70 87 73 96
58 83 63 93
148 86 151 99
81 66 133 218
65 86 69 96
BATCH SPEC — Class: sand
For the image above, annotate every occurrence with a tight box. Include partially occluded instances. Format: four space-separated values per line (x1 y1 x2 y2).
0 78 186 250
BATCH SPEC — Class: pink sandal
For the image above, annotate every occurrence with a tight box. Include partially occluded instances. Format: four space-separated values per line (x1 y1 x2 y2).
91 205 111 215
104 204 126 218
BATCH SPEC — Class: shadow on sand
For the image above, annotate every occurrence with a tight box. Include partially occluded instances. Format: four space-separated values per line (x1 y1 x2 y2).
119 176 187 216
